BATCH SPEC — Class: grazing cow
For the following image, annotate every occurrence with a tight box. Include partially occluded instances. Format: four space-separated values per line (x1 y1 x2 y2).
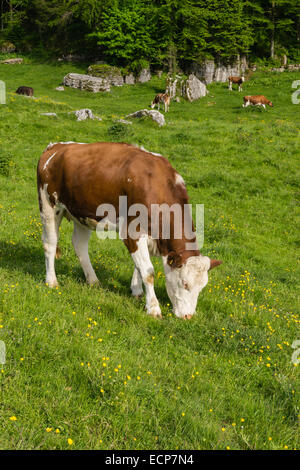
16 86 34 97
228 76 244 92
151 93 170 112
243 95 273 109
37 142 221 319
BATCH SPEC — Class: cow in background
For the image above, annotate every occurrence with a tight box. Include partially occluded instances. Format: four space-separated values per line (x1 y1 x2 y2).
151 93 170 112
16 86 34 96
228 76 244 92
243 95 273 109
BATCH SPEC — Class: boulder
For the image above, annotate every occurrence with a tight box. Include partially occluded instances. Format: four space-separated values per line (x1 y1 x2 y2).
55 86 64 91
116 119 133 125
40 113 58 117
0 58 23 65
182 74 208 102
166 74 207 102
124 73 135 85
191 57 249 84
72 109 102 121
63 73 110 92
126 109 165 127
137 68 151 83
87 64 124 86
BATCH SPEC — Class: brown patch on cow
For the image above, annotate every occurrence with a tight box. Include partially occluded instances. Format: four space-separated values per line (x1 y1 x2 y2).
147 274 154 284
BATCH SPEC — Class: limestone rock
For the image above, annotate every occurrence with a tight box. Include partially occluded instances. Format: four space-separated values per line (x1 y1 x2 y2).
0 57 23 65
126 109 165 127
63 73 110 92
87 64 124 86
116 119 133 125
182 74 208 102
191 57 249 84
137 68 151 83
124 73 135 85
71 109 102 121
40 113 58 117
166 74 207 102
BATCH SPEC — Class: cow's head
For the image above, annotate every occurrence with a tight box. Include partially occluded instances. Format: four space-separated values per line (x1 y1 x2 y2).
163 254 222 318
268 101 274 107
150 101 155 109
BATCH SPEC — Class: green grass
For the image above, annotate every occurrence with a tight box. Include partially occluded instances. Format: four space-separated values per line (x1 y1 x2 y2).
0 59 299 450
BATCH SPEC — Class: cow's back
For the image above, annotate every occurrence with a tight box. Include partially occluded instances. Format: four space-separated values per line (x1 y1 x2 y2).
37 142 183 222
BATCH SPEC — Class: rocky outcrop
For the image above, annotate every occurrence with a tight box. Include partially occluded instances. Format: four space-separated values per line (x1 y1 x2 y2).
166 74 207 102
72 109 102 121
137 68 151 83
0 58 23 64
126 109 165 127
63 73 110 92
87 64 124 86
191 56 248 84
271 64 300 72
182 74 208 101
124 73 135 85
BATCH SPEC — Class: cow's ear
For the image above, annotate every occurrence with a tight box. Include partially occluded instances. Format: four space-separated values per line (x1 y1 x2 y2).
167 251 183 268
209 259 222 270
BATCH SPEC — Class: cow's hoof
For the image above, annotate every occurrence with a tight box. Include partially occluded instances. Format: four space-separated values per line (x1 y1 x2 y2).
133 294 143 299
88 279 100 287
46 280 58 288
183 314 193 320
148 306 162 318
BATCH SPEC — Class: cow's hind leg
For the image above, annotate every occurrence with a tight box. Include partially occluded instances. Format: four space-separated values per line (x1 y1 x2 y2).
39 188 63 287
131 267 143 298
72 222 99 285
130 237 161 318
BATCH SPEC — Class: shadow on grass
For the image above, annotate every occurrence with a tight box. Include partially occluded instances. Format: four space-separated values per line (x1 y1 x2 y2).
0 240 169 304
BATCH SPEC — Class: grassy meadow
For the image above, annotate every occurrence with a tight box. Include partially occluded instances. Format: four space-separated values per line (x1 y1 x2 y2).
0 59 299 450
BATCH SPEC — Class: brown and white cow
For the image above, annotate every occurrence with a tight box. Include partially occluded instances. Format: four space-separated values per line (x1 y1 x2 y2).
16 86 34 97
37 142 221 319
151 93 170 112
228 76 244 92
243 95 273 109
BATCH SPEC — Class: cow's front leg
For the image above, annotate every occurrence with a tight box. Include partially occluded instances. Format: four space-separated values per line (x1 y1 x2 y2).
130 237 161 318
131 267 143 297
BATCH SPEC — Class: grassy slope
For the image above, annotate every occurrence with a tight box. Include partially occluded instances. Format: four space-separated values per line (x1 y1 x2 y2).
0 60 299 450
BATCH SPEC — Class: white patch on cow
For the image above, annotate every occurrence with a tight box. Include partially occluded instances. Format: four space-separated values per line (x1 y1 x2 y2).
46 141 86 151
175 173 185 186
135 144 162 157
130 236 161 317
43 151 57 171
162 255 210 318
